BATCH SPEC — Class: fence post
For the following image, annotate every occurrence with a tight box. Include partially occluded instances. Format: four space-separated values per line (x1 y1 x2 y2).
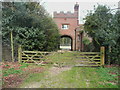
18 45 22 63
100 46 105 66
11 31 14 62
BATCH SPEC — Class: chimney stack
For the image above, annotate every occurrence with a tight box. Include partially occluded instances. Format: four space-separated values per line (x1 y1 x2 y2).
74 2 79 12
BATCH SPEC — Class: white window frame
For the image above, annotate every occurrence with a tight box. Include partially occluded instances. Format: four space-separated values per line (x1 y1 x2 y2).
61 24 69 29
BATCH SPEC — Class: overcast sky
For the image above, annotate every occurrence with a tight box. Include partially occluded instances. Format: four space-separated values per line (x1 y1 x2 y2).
1 0 119 23
41 0 119 24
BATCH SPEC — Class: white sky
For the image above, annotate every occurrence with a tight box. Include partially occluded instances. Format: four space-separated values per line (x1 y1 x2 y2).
1 0 119 23
41 0 119 24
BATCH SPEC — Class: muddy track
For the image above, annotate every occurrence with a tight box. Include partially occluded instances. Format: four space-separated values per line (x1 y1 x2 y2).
23 66 72 88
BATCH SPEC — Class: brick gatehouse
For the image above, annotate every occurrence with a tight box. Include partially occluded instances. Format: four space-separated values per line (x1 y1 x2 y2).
53 3 84 51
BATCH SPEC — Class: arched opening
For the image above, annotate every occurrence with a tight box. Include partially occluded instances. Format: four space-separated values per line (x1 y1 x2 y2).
60 35 72 50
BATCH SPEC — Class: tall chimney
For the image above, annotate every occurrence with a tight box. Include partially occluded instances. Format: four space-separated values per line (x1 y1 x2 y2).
74 2 79 25
74 2 79 12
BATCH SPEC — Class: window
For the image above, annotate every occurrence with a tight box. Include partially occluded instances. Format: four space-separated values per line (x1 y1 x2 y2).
62 24 69 29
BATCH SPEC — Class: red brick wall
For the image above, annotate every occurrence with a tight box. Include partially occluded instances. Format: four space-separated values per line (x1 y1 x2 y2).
54 17 78 39
54 17 78 50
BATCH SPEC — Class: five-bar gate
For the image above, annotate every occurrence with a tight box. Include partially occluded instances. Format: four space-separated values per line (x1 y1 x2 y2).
18 46 105 66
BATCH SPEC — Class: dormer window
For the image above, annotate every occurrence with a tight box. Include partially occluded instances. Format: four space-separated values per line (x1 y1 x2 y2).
62 24 69 29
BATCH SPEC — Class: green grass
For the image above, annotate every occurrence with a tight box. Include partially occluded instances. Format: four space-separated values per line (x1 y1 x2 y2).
3 68 23 76
19 63 29 68
39 67 118 88
19 52 119 88
19 64 52 88
47 51 80 66
19 65 119 88
95 67 119 88
19 71 48 88
3 63 29 77
20 66 119 88
3 63 32 76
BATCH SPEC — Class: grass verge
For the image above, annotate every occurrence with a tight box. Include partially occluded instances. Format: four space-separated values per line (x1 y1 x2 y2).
2 62 45 88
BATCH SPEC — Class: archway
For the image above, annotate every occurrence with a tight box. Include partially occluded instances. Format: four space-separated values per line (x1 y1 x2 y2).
60 35 72 50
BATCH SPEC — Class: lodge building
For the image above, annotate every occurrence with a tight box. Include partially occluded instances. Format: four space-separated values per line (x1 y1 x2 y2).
53 3 84 51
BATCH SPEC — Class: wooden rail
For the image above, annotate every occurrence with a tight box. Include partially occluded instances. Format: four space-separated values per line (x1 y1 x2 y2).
75 47 105 66
18 45 105 66
18 46 52 63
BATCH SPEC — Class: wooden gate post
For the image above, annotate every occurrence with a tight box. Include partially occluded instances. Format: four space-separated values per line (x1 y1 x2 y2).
11 31 14 62
100 46 105 66
18 45 22 63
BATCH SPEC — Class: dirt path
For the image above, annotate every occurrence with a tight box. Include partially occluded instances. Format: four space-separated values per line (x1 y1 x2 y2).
48 66 72 76
23 66 72 88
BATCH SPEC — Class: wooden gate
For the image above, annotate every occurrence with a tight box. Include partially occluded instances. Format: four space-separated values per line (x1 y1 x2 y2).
18 46 105 66
18 46 52 63
75 47 105 66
